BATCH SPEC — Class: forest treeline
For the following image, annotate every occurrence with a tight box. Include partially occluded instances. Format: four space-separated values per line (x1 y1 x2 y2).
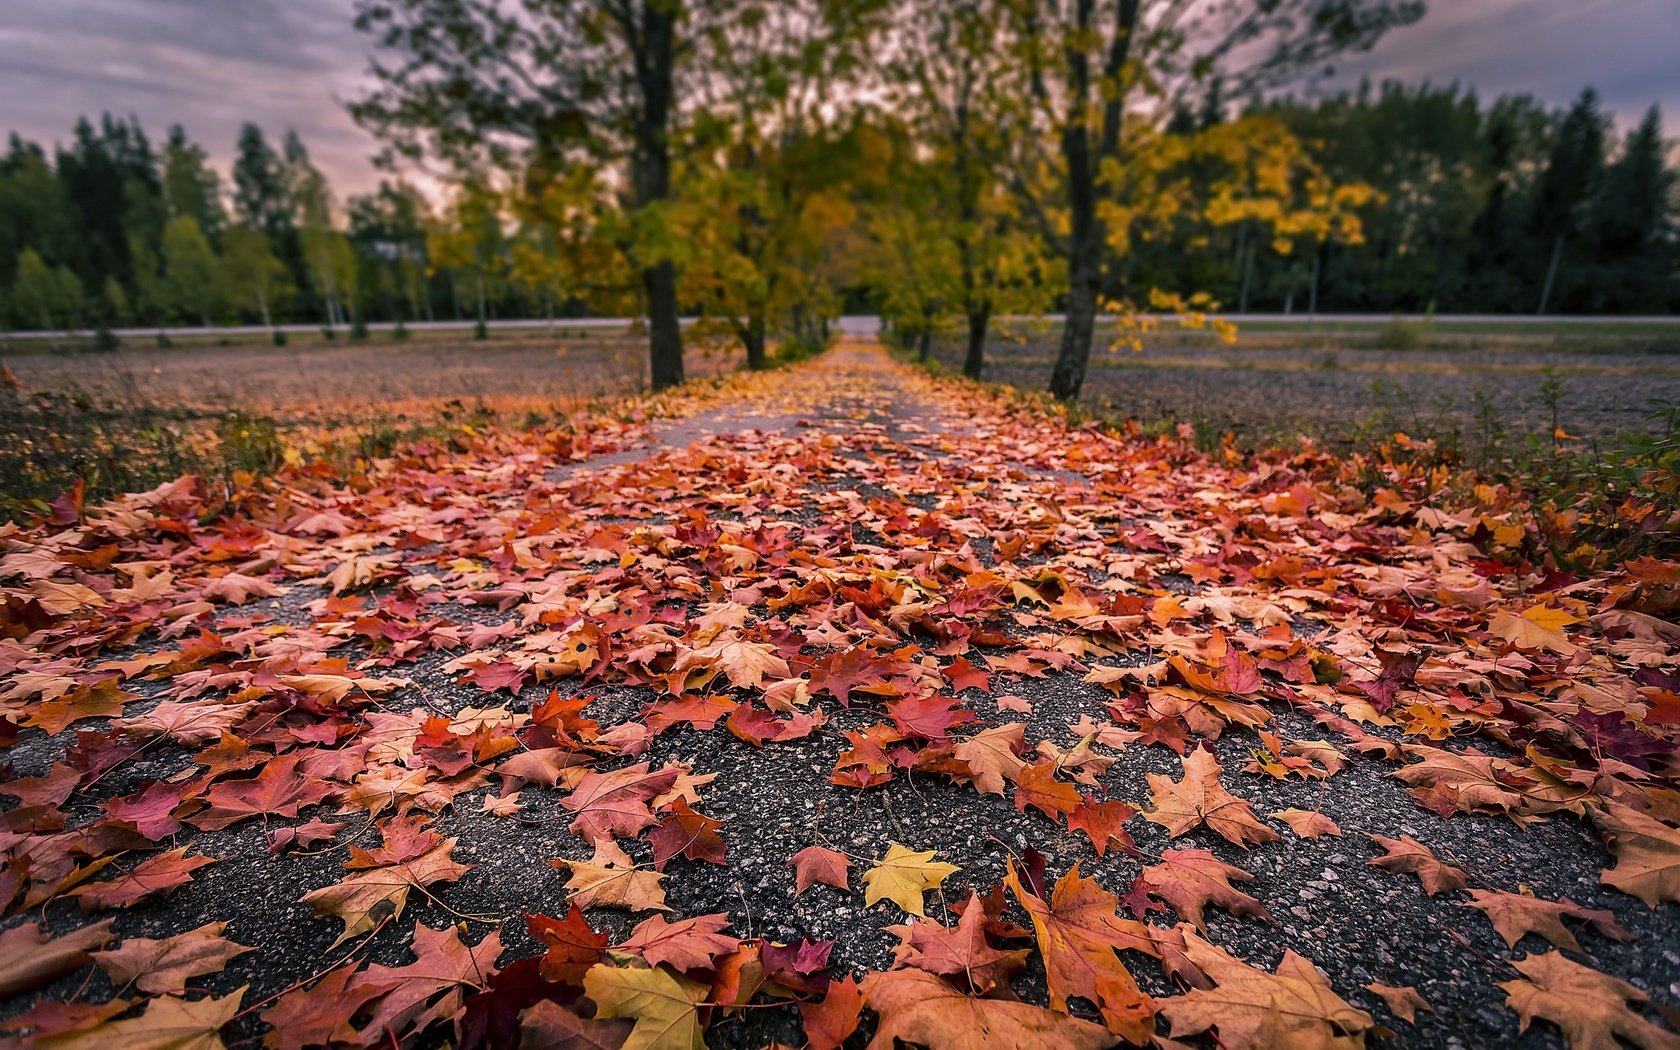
0 0 1674 401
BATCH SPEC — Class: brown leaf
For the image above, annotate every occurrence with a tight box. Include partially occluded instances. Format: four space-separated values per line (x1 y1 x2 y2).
886 893 1029 994
1463 889 1632 953
0 920 113 997
863 968 1118 1050
67 848 218 910
92 921 253 996
528 905 610 984
302 838 471 947
1500 950 1680 1050
799 973 865 1050
1368 834 1468 896
1366 981 1432 1023
1004 858 1157 1041
1139 848 1274 931
1592 801 1680 907
553 858 669 912
1160 929 1376 1050
1269 808 1342 838
1143 748 1280 848
614 913 740 973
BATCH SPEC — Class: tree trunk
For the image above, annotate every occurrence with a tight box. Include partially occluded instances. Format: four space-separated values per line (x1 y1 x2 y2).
962 303 990 379
742 311 767 370
632 6 683 390
645 261 683 388
1538 233 1565 314
1051 238 1101 401
1238 228 1255 312
1309 247 1322 320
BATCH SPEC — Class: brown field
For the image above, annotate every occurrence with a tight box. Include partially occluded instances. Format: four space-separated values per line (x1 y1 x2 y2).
0 328 744 515
3 327 744 427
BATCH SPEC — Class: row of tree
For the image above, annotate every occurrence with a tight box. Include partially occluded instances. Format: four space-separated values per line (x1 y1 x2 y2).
3 2 1676 400
0 118 561 339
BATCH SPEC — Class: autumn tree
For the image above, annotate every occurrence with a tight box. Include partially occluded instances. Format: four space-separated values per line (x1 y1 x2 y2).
511 165 641 323
430 178 507 336
352 0 762 389
989 0 1422 399
879 0 1046 378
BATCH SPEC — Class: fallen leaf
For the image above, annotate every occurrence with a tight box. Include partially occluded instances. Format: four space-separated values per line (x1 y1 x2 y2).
0 920 113 997
864 968 1118 1050
1143 749 1280 848
862 843 959 917
789 845 851 895
1366 981 1432 1023
92 922 253 996
1005 858 1157 1041
1500 950 1679 1050
583 962 708 1050
1368 834 1468 896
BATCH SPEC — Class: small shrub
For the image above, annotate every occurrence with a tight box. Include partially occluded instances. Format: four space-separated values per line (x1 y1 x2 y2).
155 332 173 349
1374 316 1435 351
321 326 337 341
270 329 288 347
354 419 403 460
350 314 369 341
92 325 120 351
215 411 285 475
392 320 410 341
474 318 489 341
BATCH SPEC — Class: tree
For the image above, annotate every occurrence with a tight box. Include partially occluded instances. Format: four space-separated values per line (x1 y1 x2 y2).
429 177 507 334
350 0 754 389
222 225 288 335
286 132 353 329
232 124 291 235
1531 89 1607 314
11 247 59 333
101 275 130 326
163 125 227 242
348 180 433 324
160 215 220 326
1587 106 1673 312
880 0 1038 378
992 0 1423 400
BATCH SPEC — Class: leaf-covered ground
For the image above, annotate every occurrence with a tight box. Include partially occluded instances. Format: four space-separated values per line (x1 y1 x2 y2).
2 341 1679 1050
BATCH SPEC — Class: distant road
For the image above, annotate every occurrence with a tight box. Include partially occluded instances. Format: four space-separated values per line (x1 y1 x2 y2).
4 312 1677 342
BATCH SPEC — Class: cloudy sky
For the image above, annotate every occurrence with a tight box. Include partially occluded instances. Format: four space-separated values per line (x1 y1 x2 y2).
2 0 1676 199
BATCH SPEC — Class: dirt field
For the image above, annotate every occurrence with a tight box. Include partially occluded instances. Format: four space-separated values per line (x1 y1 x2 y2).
938 331 1680 447
2 328 743 426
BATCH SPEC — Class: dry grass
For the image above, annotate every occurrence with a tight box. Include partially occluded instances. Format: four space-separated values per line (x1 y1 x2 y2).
0 329 744 518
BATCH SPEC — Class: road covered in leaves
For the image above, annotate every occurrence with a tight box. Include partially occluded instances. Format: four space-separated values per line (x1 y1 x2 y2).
2 340 1679 1049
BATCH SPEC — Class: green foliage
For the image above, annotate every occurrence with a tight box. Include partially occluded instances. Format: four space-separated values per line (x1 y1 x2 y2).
214 411 284 474
160 215 219 325
1374 316 1435 351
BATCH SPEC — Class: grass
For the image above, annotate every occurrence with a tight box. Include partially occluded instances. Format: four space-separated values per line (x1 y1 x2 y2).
906 335 1680 570
0 329 743 521
984 316 1680 355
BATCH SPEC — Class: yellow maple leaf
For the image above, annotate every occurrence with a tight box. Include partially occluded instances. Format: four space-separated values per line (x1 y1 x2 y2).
583 963 707 1050
862 843 959 917
1489 605 1580 655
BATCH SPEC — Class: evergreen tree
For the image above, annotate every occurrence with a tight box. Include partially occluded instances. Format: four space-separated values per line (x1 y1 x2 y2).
1531 89 1608 313
163 125 227 242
